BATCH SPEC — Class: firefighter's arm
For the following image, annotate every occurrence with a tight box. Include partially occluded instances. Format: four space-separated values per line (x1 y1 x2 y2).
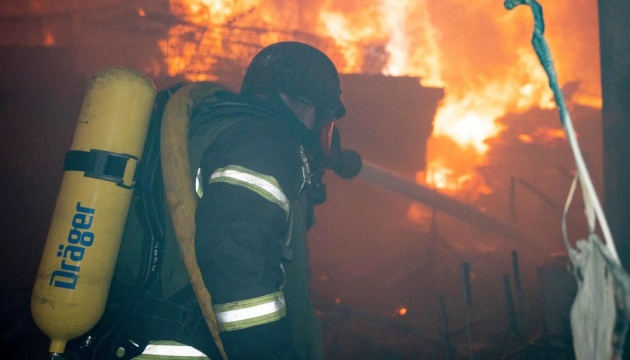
194 119 301 358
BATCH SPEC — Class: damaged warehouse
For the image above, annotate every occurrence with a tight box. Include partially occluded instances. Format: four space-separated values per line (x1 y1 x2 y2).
1 0 629 359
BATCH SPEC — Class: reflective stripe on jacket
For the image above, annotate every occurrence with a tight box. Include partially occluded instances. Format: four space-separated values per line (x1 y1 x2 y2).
133 340 209 360
209 165 290 217
213 290 286 331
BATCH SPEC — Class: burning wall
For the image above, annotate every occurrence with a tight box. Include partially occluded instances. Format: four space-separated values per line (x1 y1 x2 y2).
1 1 603 190
337 74 442 178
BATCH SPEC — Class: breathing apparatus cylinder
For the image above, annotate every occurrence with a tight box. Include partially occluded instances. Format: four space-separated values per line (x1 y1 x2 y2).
30 68 156 355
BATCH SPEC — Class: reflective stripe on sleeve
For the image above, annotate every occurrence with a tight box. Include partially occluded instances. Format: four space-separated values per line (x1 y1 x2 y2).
134 340 209 359
213 291 286 332
209 165 290 215
195 167 203 198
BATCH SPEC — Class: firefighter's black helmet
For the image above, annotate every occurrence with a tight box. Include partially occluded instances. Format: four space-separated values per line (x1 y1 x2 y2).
241 41 346 119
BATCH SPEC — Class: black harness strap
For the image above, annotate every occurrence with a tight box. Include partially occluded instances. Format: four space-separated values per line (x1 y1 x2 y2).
64 149 138 189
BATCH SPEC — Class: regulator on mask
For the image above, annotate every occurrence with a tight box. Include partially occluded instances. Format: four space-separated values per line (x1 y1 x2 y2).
303 123 362 205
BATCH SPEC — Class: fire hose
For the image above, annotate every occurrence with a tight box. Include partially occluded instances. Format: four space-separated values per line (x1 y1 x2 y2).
160 82 229 360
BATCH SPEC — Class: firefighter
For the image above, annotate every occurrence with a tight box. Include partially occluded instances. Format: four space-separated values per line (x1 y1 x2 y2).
31 41 353 360
190 41 345 359
74 41 349 360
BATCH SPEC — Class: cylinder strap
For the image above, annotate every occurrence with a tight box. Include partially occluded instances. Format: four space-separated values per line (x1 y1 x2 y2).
64 149 138 188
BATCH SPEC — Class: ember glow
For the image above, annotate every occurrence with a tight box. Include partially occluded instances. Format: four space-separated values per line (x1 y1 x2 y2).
43 32 56 47
162 0 600 195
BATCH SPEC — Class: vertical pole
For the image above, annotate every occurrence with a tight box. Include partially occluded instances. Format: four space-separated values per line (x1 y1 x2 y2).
599 0 630 353
509 177 517 221
502 275 521 343
438 295 454 360
461 262 474 360
511 250 527 342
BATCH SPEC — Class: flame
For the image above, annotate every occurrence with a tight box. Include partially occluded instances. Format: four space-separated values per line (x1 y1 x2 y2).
381 0 443 86
43 32 55 47
421 46 559 191
163 0 600 197
535 127 567 143
318 1 443 83
172 0 261 24
319 10 378 72
406 203 432 231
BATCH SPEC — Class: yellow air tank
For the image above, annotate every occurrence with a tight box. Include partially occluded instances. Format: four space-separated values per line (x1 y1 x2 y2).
31 67 156 356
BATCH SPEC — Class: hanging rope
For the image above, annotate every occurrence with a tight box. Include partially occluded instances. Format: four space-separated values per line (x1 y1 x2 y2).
504 1 630 359
504 0 619 263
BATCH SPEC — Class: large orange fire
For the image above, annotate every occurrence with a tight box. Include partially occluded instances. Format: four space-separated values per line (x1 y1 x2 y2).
159 0 601 197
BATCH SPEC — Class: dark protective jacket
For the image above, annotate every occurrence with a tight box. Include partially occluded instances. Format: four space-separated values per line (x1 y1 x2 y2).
80 89 326 360
190 91 324 359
